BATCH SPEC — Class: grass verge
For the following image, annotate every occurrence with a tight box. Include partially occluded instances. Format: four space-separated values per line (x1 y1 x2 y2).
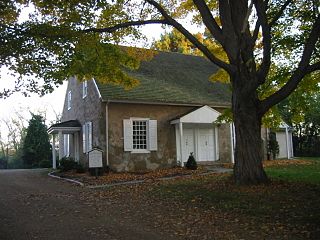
149 159 320 238
265 157 320 184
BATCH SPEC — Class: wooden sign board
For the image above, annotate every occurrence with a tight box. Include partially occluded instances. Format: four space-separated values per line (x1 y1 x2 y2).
88 149 103 168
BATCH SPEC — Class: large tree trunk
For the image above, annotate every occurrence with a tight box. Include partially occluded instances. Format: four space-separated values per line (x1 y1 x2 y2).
232 75 269 185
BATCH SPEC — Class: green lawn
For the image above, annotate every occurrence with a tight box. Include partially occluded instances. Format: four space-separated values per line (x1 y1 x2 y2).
149 159 320 238
265 157 320 185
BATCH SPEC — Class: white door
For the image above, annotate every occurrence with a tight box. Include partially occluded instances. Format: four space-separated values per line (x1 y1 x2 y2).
199 128 215 161
182 129 194 162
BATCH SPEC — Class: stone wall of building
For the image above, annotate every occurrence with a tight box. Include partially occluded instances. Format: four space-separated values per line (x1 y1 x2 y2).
107 103 232 172
61 77 106 166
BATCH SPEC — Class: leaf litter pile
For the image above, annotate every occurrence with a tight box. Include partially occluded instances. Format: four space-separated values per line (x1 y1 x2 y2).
55 159 319 239
53 160 320 239
56 166 209 186
84 173 319 240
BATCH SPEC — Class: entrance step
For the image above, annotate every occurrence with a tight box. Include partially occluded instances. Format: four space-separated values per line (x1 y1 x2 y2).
197 161 233 173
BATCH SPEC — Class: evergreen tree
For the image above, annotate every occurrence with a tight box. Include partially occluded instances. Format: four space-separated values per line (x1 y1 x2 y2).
22 114 51 168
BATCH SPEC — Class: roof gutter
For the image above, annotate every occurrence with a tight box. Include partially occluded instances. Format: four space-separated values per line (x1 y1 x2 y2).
101 99 231 108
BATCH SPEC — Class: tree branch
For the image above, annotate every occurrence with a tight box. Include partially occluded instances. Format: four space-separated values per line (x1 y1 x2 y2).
260 14 320 114
269 0 293 27
253 0 272 84
306 62 320 73
145 0 234 73
242 0 254 33
83 19 168 33
192 0 224 43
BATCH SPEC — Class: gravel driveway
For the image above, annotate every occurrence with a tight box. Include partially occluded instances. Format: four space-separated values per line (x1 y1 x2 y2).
0 169 175 240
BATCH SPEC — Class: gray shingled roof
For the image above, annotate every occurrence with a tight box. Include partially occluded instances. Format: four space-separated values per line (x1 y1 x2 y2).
97 51 231 106
49 120 81 128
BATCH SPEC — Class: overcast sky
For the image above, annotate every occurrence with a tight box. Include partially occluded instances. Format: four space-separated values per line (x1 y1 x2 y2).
0 24 166 137
0 6 199 137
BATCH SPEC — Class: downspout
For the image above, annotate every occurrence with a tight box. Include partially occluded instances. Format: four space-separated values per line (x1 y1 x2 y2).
105 103 109 166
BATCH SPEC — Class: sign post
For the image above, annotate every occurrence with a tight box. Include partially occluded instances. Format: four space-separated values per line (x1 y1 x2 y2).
88 148 103 178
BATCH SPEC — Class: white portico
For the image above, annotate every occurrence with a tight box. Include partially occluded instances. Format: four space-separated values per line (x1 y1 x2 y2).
170 105 222 166
47 120 81 169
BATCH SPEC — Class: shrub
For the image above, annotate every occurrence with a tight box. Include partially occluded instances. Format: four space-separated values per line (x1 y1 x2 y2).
185 152 197 170
74 163 86 173
59 157 76 172
268 132 279 160
39 159 52 168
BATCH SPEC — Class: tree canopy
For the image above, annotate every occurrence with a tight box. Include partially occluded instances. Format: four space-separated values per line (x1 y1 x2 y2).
1 0 319 184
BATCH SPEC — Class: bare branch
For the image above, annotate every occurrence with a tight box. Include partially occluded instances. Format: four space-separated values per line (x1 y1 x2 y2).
145 0 234 73
83 19 168 33
192 0 224 43
269 0 293 27
260 15 320 114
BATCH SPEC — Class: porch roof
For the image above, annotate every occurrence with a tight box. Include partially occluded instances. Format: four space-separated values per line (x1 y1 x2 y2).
170 105 221 124
47 120 81 134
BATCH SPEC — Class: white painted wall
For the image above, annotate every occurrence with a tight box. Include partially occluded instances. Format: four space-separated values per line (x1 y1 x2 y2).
276 132 287 158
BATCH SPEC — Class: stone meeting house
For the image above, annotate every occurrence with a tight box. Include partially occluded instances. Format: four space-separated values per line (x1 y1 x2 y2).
48 51 293 172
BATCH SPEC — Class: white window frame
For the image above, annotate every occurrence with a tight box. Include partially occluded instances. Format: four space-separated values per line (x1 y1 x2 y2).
123 118 157 153
132 119 149 153
82 122 92 153
82 80 88 99
67 90 72 110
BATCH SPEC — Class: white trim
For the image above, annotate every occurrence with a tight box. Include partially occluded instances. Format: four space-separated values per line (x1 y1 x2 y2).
131 149 151 154
179 122 183 167
82 80 88 99
93 79 102 99
105 99 230 108
194 128 199 162
290 132 294 158
48 127 81 134
215 126 219 160
58 131 63 160
67 91 72 110
130 117 150 121
170 105 221 124
285 126 290 159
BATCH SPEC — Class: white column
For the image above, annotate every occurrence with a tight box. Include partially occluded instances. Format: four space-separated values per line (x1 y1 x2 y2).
290 132 294 158
74 132 80 162
285 126 290 159
230 123 235 163
58 131 63 160
214 126 219 160
69 134 74 158
179 122 184 167
52 134 56 169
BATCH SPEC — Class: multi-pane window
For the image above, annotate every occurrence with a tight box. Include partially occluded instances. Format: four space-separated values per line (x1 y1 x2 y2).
132 120 147 150
123 118 157 152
